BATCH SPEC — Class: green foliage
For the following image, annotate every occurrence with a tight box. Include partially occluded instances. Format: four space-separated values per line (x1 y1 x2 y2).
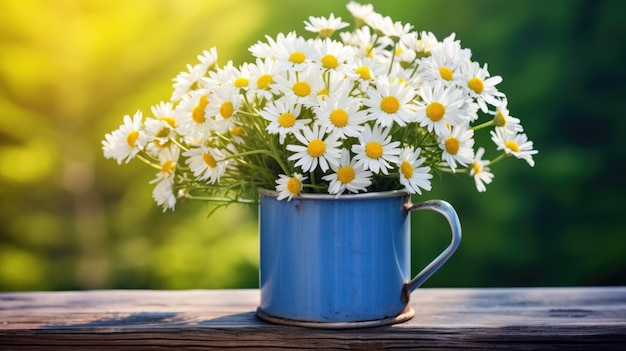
1 0 624 290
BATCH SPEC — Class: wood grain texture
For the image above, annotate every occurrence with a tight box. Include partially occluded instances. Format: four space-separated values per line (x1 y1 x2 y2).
1 287 625 350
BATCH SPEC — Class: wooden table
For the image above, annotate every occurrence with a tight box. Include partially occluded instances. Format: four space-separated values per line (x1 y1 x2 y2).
1 287 625 350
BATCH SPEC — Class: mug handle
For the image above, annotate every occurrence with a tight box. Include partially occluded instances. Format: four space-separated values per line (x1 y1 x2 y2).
401 199 462 304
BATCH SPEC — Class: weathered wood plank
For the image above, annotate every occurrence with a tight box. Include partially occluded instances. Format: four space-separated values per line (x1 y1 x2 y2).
1 287 625 350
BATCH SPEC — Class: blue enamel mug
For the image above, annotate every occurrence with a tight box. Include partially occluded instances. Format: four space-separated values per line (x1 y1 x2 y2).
257 189 462 328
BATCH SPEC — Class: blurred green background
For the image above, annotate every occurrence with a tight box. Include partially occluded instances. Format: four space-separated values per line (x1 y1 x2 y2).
1 0 624 291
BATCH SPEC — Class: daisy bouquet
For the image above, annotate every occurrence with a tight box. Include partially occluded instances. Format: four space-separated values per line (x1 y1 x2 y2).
102 2 537 211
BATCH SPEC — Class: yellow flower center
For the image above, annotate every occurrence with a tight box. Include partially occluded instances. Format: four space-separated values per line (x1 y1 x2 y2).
392 77 409 87
472 162 481 174
319 28 334 38
277 112 296 128
329 109 349 127
287 176 302 195
203 151 217 168
365 141 383 159
494 111 507 127
426 102 445 121
307 139 326 157
158 117 177 129
400 160 413 179
220 101 234 119
468 77 484 94
257 74 273 89
126 130 139 147
192 95 209 124
153 126 171 148
439 66 453 81
292 81 311 97
153 139 170 148
380 96 400 114
289 51 306 64
229 126 245 137
337 166 355 184
161 160 176 174
155 127 170 139
234 77 249 88
321 54 339 69
317 88 329 100
445 137 460 155
505 140 520 152
355 66 371 80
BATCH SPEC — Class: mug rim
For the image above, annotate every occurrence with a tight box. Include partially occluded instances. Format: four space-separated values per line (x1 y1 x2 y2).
258 187 410 200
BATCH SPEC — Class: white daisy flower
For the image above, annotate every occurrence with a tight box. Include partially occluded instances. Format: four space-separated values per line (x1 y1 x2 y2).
149 147 180 211
275 173 307 201
490 128 538 167
439 123 475 171
151 177 177 212
202 60 238 88
313 38 353 72
394 40 417 68
248 57 280 101
272 66 325 108
273 32 317 71
197 47 219 71
351 124 401 174
260 99 309 144
439 33 472 63
171 63 207 102
366 14 412 42
314 81 369 138
174 89 212 140
249 32 296 60
363 77 417 127
346 1 375 28
397 147 432 195
205 85 242 133
304 13 349 38
340 26 390 60
414 81 467 137
286 124 342 173
322 149 372 197
462 61 504 113
144 113 177 156
490 98 523 134
419 40 464 86
402 31 440 59
347 56 386 91
469 147 493 192
151 101 177 131
461 98 481 123
388 64 421 90
183 145 227 184
231 61 253 91
102 111 147 165
170 48 218 102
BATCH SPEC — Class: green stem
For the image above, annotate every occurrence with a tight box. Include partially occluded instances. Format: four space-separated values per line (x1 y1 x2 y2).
409 58 420 78
309 171 317 188
367 35 380 56
136 153 161 170
388 41 397 76
471 120 495 131
170 138 190 153
187 195 256 204
489 152 507 166
238 109 261 119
